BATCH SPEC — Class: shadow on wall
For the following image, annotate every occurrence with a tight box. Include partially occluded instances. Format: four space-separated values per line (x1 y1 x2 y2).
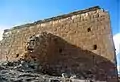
26 32 117 81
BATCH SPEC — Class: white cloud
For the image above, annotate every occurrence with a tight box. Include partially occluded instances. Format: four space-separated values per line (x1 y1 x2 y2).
0 28 4 41
0 26 9 41
113 33 120 55
113 33 120 74
117 66 120 74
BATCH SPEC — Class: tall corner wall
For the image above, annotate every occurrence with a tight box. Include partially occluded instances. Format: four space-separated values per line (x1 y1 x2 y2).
0 6 118 81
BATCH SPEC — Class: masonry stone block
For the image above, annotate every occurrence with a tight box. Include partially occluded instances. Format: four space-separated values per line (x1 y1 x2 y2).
0 6 118 81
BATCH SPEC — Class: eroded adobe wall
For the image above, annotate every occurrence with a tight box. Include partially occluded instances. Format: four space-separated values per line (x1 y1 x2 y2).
0 6 117 81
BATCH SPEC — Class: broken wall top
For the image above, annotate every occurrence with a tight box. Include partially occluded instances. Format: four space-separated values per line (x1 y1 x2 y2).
3 6 101 32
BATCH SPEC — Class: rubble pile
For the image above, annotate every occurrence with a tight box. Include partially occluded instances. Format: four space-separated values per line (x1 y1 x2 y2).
0 60 61 82
0 60 105 82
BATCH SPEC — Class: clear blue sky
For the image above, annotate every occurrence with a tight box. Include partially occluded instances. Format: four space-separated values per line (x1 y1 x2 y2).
0 0 120 73
0 0 119 35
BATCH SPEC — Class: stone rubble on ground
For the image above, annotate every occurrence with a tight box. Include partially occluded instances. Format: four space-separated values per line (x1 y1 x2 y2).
0 60 107 82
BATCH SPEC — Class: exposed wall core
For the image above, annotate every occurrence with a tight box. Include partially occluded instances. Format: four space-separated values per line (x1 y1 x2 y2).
0 6 118 81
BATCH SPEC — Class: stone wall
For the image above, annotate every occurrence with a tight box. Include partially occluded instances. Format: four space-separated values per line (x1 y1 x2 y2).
0 6 118 81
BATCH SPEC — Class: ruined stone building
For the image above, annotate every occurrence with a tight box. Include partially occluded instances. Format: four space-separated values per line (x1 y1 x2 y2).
0 6 118 81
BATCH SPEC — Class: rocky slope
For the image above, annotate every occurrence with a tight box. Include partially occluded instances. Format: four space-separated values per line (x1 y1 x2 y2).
0 60 62 82
0 60 107 82
0 59 79 82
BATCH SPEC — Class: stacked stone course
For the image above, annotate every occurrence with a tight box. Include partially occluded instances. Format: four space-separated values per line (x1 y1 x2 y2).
0 6 118 81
